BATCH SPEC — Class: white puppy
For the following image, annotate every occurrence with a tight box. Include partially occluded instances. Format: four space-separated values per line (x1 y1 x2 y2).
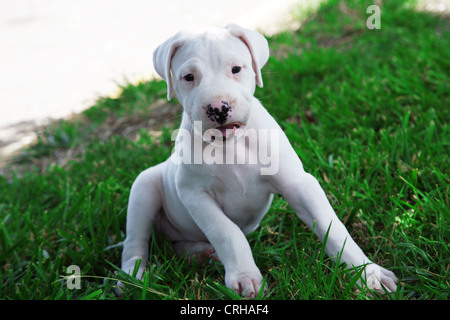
121 24 398 297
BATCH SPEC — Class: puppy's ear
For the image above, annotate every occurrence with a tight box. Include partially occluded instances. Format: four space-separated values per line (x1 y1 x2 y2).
153 32 185 100
226 24 269 88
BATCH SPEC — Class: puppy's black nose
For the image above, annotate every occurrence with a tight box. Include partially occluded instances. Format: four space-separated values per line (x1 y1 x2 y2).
206 101 231 125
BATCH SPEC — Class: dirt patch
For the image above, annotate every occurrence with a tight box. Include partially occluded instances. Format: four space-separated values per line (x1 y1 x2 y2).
87 99 182 142
0 100 183 177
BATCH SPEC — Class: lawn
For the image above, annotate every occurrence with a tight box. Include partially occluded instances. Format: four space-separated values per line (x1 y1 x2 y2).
0 0 448 300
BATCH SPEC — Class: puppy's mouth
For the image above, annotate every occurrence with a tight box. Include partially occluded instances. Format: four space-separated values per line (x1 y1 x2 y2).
216 122 242 136
206 122 244 142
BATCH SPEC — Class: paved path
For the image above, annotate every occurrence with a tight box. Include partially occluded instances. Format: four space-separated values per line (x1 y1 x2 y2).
0 0 301 159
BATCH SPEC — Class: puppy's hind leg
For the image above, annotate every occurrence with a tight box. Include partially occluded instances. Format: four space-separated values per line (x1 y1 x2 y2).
121 164 164 279
174 241 220 264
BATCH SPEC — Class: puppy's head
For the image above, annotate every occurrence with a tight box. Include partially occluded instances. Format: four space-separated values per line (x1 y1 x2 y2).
153 24 269 141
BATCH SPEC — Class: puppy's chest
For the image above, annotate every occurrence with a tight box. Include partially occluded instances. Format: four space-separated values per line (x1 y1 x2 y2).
207 168 272 230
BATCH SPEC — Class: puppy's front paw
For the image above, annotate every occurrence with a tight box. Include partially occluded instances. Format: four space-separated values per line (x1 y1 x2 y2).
225 269 266 298
361 263 399 293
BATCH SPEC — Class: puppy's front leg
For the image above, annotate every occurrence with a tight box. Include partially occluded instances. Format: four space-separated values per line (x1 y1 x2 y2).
179 190 263 298
121 165 163 279
279 171 398 292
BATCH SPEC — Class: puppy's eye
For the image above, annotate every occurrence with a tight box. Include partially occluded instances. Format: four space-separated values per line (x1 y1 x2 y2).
183 74 194 82
232 66 241 74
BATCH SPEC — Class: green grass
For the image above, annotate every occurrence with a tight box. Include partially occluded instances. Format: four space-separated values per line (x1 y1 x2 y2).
1 0 448 300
